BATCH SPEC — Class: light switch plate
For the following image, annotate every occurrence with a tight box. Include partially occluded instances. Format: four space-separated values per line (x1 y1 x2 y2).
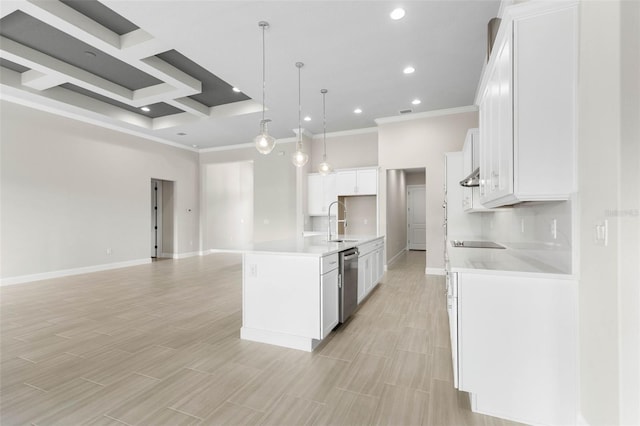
594 220 608 246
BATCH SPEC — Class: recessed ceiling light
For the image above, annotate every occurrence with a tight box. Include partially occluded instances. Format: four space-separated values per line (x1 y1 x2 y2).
354 108 362 114
412 99 421 105
390 8 406 20
304 116 311 122
192 144 199 148
140 106 150 112
403 66 415 74
232 87 241 93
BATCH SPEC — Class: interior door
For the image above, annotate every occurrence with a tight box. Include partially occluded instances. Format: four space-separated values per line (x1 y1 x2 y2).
151 179 162 258
407 185 426 250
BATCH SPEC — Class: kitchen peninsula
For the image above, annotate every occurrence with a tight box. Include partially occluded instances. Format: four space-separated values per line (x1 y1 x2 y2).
224 235 384 351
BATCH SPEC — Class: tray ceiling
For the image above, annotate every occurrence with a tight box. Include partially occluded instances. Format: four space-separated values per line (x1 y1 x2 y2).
1 0 500 150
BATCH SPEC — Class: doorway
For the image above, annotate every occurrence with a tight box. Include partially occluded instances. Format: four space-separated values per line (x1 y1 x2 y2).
385 168 426 266
407 185 426 250
151 179 174 258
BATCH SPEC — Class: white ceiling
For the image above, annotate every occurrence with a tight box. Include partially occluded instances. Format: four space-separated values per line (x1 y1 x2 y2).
0 1 499 150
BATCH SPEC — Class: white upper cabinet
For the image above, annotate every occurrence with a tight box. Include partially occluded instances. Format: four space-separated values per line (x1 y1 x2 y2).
477 2 577 208
462 129 487 212
307 173 337 216
336 168 378 196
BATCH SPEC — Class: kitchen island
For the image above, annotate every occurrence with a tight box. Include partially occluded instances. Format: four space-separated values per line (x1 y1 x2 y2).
223 235 384 351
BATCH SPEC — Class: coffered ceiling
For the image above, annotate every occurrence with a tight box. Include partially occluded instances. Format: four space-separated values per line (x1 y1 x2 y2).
0 0 500 150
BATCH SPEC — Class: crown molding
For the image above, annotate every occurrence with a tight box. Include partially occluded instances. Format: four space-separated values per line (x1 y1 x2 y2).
198 136 297 153
374 105 478 125
311 126 378 140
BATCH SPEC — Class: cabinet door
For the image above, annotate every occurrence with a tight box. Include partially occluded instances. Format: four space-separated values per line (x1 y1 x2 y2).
356 169 377 195
377 246 384 282
307 174 324 215
357 256 366 303
364 254 374 294
323 173 337 209
462 134 473 212
336 171 357 195
495 33 514 200
321 268 339 338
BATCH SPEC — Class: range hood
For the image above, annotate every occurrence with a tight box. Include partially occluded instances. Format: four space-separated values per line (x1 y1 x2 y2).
459 167 480 187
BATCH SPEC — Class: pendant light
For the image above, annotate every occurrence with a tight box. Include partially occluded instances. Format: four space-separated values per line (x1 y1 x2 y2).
292 62 309 167
318 89 333 175
254 21 275 155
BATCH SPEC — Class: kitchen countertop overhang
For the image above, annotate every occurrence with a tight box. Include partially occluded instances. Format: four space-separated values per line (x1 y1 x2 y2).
214 235 384 257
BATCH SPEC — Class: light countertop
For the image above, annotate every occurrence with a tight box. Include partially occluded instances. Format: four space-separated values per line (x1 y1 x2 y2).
215 235 384 257
447 240 575 279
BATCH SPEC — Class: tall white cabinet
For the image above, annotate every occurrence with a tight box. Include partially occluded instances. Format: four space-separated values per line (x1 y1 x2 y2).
478 2 577 208
307 173 337 216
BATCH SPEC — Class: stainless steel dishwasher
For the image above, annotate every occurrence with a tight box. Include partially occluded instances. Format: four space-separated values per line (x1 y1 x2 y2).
339 247 359 323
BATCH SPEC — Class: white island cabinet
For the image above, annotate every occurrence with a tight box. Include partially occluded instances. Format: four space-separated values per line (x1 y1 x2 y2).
240 235 384 351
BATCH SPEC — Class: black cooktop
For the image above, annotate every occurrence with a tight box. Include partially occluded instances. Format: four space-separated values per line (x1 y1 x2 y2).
450 240 506 249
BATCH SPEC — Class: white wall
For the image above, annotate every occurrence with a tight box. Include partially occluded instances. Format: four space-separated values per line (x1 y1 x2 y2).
342 196 377 236
480 201 574 274
386 169 407 263
377 109 478 271
309 130 378 171
199 138 305 244
577 1 640 424
619 1 640 423
0 101 200 281
202 161 253 250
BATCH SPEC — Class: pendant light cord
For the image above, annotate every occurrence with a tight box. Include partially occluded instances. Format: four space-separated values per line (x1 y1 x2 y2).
322 90 327 161
297 62 303 149
261 23 266 122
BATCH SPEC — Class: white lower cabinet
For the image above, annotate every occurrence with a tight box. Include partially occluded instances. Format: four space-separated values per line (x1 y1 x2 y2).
357 238 384 303
320 255 339 338
456 271 577 426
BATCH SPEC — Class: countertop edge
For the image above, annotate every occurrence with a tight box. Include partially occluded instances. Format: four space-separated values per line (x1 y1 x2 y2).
213 235 385 257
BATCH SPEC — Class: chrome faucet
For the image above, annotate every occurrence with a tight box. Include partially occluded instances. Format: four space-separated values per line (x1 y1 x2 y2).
327 200 347 241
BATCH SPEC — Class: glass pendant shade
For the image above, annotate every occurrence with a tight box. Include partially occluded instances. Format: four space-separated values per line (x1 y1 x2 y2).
254 120 275 155
292 149 309 167
292 62 308 168
317 89 332 175
318 160 333 175
255 21 275 155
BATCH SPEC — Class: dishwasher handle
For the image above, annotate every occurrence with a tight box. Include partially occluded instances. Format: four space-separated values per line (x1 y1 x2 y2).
343 252 359 261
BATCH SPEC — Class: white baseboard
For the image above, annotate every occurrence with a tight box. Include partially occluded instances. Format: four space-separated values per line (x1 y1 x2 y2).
172 251 202 259
387 249 406 269
0 258 152 286
577 413 590 426
240 327 319 352
425 267 445 276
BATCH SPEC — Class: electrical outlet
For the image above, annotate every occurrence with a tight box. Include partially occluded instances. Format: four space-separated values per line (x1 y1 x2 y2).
106 248 112 255
249 264 258 277
520 218 525 234
364 218 368 225
551 219 557 239
263 219 270 225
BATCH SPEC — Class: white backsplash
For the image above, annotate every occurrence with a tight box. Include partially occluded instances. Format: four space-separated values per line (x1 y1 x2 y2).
481 200 574 274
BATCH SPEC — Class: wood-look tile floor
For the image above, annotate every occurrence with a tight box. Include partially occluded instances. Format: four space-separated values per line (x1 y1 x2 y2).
1 251 523 426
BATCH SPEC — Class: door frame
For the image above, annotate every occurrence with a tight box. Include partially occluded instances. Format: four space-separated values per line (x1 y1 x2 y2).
407 184 427 250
